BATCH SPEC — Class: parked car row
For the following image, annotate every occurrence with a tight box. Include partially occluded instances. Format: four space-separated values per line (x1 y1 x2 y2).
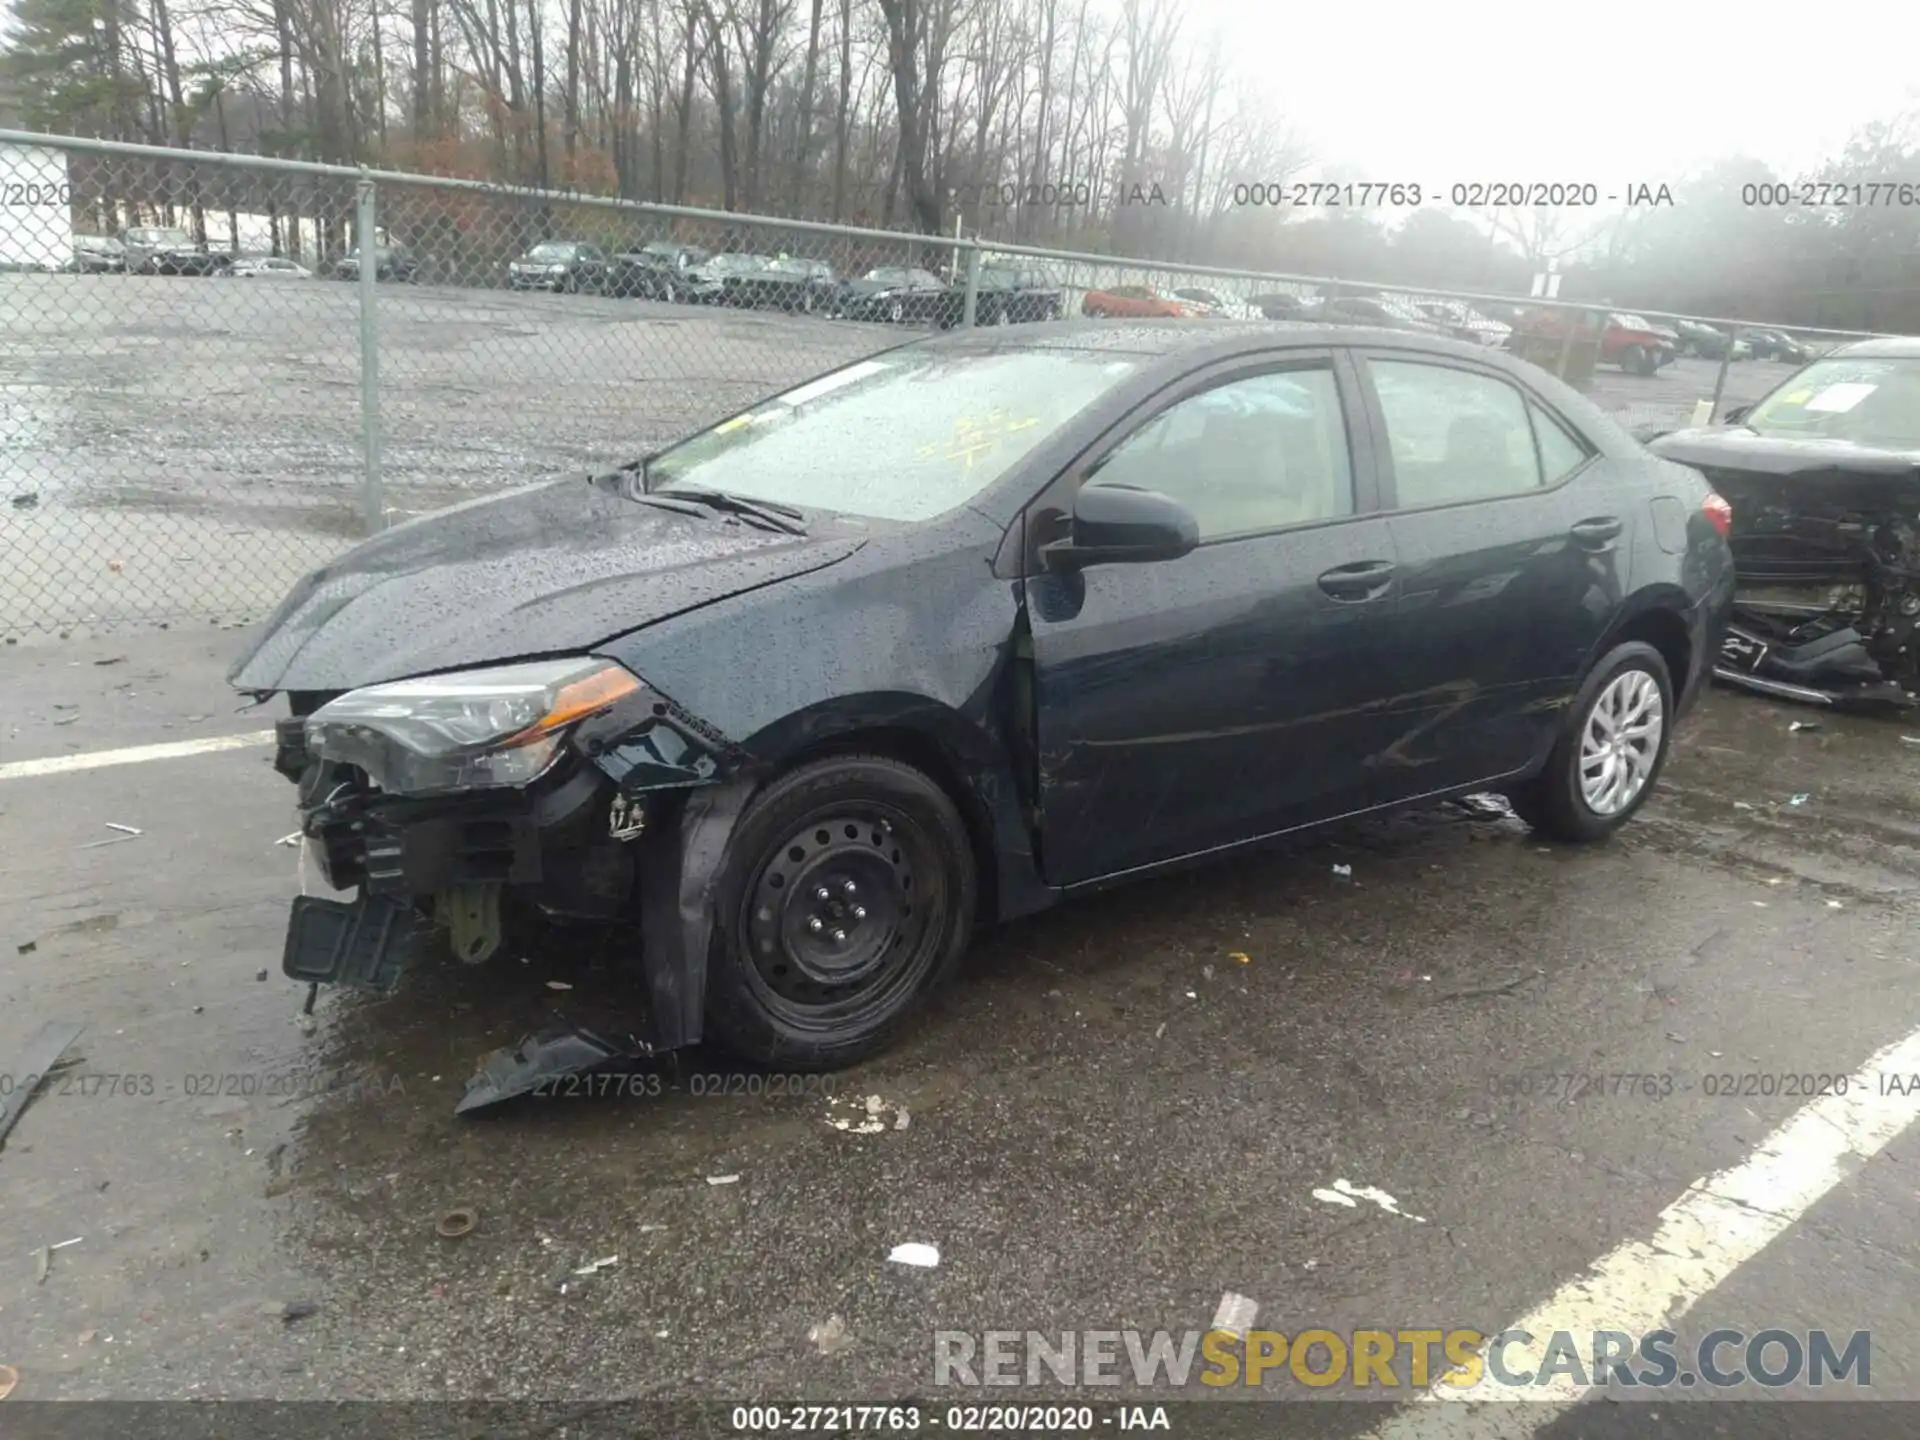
51 228 1837 367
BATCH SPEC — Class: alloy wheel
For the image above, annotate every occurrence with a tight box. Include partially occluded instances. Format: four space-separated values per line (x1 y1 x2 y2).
1578 669 1664 816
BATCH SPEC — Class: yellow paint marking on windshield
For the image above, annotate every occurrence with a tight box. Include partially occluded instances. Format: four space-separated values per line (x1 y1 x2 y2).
916 408 1041 472
1779 390 1813 405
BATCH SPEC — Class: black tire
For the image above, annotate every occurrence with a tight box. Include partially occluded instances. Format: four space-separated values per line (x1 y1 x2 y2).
704 755 977 1070
1506 640 1674 844
1619 344 1651 376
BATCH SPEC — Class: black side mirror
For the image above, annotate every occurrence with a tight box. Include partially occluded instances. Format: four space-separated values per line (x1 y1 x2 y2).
1043 483 1199 569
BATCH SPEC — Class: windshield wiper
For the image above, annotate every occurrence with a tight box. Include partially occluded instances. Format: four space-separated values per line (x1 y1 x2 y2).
639 485 808 535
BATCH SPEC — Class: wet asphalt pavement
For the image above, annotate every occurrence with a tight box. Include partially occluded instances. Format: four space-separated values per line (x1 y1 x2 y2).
0 270 1792 633
3 627 1919 1437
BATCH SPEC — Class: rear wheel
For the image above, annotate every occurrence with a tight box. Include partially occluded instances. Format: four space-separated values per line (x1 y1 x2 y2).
704 755 977 1070
1506 641 1673 843
1619 344 1652 376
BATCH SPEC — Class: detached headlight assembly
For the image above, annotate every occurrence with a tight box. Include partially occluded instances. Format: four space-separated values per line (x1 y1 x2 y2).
305 657 640 796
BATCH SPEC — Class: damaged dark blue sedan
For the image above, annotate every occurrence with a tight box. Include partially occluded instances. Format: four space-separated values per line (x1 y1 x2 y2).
230 321 1736 1086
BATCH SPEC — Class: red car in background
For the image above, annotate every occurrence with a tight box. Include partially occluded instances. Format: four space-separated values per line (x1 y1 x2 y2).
1081 284 1191 318
1507 307 1678 376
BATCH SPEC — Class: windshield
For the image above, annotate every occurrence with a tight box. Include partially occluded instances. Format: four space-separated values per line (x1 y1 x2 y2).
646 348 1141 522
1742 357 1920 450
528 243 579 260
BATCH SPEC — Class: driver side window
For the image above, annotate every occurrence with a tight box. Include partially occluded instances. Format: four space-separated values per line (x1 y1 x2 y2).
1087 367 1355 541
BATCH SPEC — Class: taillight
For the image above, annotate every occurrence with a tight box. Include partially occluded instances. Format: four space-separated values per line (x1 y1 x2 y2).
1702 491 1733 537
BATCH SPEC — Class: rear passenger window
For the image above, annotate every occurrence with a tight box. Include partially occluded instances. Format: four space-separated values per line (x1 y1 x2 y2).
1370 360 1542 507
1530 403 1591 483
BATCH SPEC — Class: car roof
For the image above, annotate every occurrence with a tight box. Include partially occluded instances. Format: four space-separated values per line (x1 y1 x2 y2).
910 317 1530 367
1830 336 1920 358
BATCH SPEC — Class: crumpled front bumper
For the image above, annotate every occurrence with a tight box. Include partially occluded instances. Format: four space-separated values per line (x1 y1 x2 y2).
271 675 755 1033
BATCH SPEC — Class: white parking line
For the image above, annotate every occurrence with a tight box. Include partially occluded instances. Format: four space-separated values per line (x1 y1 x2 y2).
1363 1019 1920 1437
0 730 275 781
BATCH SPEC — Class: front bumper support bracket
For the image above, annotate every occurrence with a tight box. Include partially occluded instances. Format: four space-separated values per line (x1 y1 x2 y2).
282 892 425 991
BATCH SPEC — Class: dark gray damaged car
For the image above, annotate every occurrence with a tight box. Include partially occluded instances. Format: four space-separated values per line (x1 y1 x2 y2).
230 321 1736 1108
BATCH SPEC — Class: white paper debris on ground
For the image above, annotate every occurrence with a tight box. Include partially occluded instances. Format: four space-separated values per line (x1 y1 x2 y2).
1789 721 1822 733
572 1255 620 1276
810 1314 855 1355
1789 793 1811 806
705 1174 741 1186
103 823 142 836
546 981 573 991
1208 1291 1259 1340
275 832 302 847
1310 1177 1427 1223
888 1242 940 1268
1332 863 1352 877
827 1094 909 1134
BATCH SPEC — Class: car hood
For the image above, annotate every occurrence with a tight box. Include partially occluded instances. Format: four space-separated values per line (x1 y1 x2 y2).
227 475 868 693
1649 426 1920 509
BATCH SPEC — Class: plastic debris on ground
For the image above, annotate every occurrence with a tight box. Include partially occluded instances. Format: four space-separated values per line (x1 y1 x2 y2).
1789 794 1811 805
827 1094 909 1134
275 832 302 847
0 1022 85 1151
1455 793 1515 819
1310 1177 1428 1223
887 1242 940 1268
1332 863 1353 878
572 1255 620 1276
1208 1291 1259 1340
810 1314 855 1355
706 1174 741 1186
1789 721 1822 733
1228 951 1251 965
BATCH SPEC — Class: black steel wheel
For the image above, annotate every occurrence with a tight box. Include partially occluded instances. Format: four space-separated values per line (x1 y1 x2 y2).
704 755 976 1069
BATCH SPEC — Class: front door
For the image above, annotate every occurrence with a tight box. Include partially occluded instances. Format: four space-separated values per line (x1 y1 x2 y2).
1354 350 1632 798
1025 353 1406 887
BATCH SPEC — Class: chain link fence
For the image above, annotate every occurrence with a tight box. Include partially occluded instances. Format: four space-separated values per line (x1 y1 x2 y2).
0 131 1899 635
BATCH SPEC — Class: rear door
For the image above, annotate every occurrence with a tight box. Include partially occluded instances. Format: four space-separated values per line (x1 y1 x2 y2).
1351 348 1629 798
1024 349 1408 885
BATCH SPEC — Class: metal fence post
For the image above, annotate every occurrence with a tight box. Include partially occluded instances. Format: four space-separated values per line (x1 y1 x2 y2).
356 171 384 534
1708 326 1739 424
1554 311 1579 381
961 242 981 329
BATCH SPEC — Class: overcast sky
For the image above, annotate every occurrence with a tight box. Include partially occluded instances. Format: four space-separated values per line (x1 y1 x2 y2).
1202 0 1920 199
